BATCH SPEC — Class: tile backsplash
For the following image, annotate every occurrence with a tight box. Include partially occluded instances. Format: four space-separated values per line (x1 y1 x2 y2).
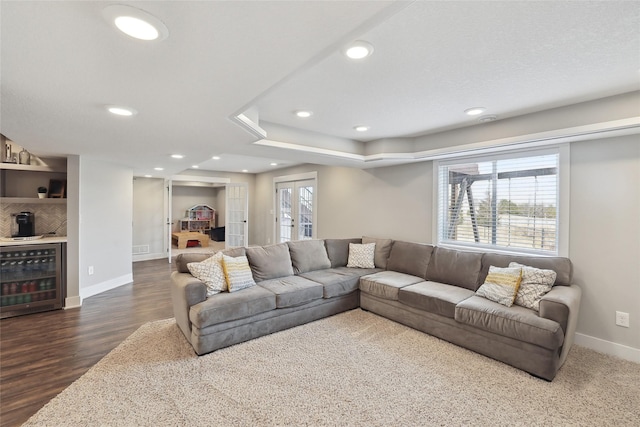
0 202 67 237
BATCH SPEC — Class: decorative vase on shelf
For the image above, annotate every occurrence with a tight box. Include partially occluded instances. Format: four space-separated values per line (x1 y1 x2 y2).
18 148 30 165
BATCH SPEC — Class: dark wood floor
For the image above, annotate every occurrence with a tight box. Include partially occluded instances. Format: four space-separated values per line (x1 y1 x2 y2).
0 259 175 427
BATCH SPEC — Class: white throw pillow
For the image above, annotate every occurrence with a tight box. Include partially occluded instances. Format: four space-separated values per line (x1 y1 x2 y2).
346 243 376 269
509 262 557 311
476 265 523 307
187 251 227 296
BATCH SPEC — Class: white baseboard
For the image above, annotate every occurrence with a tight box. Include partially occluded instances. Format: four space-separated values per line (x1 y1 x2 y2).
64 295 82 309
133 252 167 262
574 333 640 363
80 273 133 300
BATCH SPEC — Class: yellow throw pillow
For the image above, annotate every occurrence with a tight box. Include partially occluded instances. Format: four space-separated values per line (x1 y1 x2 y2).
221 255 256 292
475 266 523 307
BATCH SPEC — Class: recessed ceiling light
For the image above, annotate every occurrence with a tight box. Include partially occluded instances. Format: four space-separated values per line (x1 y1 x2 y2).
191 165 199 169
171 154 184 159
354 125 370 132
212 156 221 160
144 174 152 178
294 110 313 118
102 5 169 41
106 105 137 116
270 163 278 166
478 115 498 123
465 107 486 116
343 40 374 60
154 167 164 171
242 169 249 173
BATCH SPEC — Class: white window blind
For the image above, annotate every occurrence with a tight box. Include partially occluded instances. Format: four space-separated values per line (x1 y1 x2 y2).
436 149 561 255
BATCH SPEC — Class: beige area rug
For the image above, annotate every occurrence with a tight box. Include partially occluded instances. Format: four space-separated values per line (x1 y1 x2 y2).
24 310 639 426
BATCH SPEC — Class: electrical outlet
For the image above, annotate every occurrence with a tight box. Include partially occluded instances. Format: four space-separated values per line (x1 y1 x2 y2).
88 266 94 276
615 311 630 328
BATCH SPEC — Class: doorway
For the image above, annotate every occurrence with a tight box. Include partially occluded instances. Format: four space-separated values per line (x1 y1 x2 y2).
275 173 317 243
164 175 232 261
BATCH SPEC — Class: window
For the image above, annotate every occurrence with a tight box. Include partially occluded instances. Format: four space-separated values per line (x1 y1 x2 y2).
435 147 567 255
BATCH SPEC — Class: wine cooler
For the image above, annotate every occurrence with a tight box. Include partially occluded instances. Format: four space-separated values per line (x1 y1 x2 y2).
0 243 65 318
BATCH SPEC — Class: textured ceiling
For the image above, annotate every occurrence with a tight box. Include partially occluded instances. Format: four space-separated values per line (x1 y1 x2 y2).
1 1 639 177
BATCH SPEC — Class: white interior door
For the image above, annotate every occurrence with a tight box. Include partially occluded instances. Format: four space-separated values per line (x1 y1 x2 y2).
225 183 248 247
276 179 316 243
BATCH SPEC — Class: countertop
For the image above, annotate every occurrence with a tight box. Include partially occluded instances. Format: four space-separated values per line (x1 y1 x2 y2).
0 236 67 247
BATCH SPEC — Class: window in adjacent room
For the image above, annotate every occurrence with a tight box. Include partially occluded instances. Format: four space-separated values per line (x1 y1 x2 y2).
435 146 568 256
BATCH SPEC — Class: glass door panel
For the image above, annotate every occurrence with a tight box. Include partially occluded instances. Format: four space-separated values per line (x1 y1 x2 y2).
225 183 248 247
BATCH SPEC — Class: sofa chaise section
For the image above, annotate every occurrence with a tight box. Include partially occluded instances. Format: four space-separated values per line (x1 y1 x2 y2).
359 243 581 380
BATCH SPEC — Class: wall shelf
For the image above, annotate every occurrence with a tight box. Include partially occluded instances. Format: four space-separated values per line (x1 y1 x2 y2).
0 162 66 173
0 197 67 205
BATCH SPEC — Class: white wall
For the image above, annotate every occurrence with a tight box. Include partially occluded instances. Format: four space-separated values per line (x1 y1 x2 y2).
65 155 80 308
252 136 639 361
78 157 133 300
254 162 433 245
132 177 165 261
569 135 640 356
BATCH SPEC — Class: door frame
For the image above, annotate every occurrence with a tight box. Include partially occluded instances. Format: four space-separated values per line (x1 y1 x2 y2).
164 175 231 261
273 171 317 243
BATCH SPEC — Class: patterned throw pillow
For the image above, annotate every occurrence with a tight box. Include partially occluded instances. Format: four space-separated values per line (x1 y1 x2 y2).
476 266 523 307
187 252 227 296
509 262 557 311
221 255 256 292
346 243 376 269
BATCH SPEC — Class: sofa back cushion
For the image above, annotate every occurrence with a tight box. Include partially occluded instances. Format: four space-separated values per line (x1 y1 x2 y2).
287 240 332 274
221 246 246 258
386 241 434 279
362 236 393 269
426 247 483 291
324 238 362 268
176 253 211 273
480 253 572 286
246 243 294 282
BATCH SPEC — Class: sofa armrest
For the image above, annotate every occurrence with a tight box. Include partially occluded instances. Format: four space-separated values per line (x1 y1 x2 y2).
170 271 207 341
539 284 582 367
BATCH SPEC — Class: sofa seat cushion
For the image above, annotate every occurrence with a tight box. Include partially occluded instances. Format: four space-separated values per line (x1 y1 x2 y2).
189 286 276 329
399 281 475 318
455 295 564 350
301 269 362 298
360 271 424 301
257 276 323 308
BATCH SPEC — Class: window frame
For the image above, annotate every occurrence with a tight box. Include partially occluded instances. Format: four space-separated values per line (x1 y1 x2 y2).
433 145 570 257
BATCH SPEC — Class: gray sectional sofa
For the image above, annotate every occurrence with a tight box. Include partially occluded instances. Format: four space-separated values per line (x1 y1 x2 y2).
170 237 581 381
